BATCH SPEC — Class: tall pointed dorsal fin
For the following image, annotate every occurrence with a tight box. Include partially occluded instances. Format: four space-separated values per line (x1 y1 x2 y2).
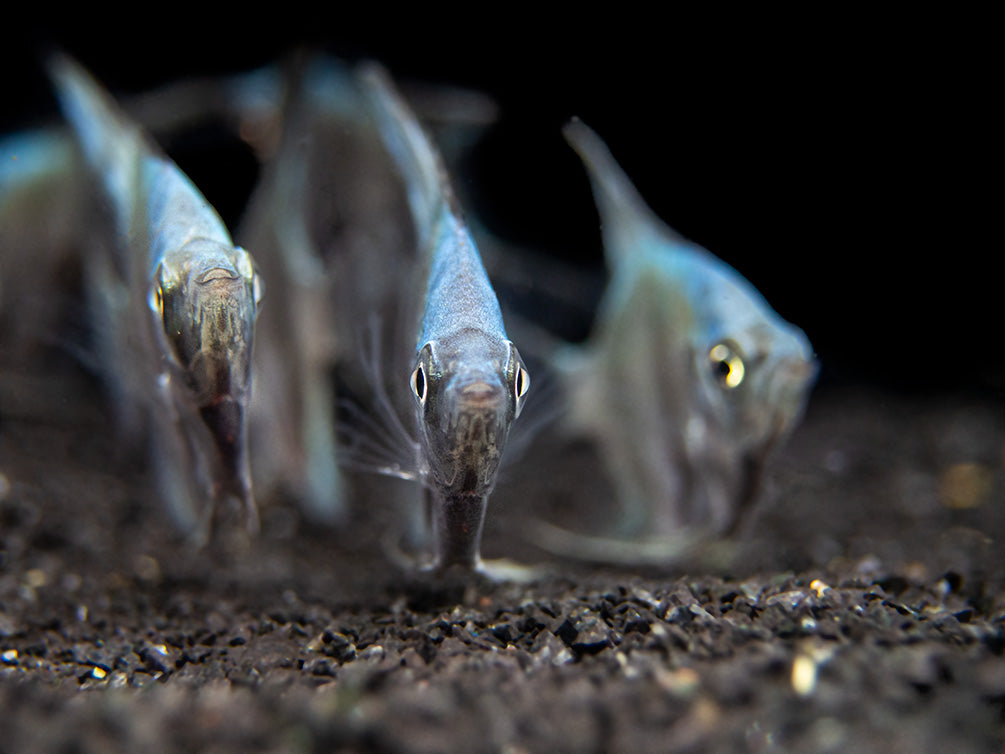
46 53 147 239
357 62 465 248
563 118 688 267
48 53 233 272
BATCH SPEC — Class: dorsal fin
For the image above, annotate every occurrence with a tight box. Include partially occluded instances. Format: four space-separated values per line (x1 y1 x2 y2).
47 53 233 273
357 62 465 247
359 62 505 344
46 53 146 240
563 118 688 267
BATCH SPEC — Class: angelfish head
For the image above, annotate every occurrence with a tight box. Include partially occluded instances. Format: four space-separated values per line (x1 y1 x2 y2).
695 318 817 453
150 239 263 488
410 330 530 499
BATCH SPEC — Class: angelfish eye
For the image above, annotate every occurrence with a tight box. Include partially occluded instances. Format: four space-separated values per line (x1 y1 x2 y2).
709 342 745 389
514 366 530 401
410 365 427 404
148 283 164 317
252 272 264 307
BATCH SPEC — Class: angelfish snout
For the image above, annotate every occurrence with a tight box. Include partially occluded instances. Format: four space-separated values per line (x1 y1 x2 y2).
447 378 508 434
457 379 505 409
769 354 818 410
429 376 511 496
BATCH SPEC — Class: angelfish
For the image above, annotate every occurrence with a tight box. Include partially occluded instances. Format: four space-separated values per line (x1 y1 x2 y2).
359 65 530 571
0 128 86 359
48 55 263 538
558 120 817 542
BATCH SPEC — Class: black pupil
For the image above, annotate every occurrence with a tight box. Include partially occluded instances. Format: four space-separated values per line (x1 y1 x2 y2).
515 369 524 397
714 359 732 380
414 367 425 398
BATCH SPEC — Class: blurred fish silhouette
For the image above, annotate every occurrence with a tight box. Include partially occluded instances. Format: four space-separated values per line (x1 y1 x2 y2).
359 64 531 572
239 56 415 523
47 55 263 541
0 128 88 361
541 120 817 561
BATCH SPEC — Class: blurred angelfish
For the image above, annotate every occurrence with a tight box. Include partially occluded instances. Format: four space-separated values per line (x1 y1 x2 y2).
240 56 415 523
0 128 87 360
359 64 530 571
48 55 263 539
555 120 816 548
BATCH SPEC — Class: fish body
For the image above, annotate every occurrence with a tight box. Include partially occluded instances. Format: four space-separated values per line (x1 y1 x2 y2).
0 128 87 359
240 56 414 522
48 55 262 538
560 120 816 540
360 64 529 570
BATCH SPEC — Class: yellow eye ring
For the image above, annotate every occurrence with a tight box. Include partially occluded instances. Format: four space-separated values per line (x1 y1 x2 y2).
709 342 745 389
252 272 264 306
148 284 164 317
515 366 530 400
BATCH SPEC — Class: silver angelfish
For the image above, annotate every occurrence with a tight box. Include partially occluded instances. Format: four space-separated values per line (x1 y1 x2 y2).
359 64 530 571
555 120 816 549
48 55 263 539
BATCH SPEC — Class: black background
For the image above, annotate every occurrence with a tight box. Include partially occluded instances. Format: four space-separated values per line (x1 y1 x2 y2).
1 17 996 395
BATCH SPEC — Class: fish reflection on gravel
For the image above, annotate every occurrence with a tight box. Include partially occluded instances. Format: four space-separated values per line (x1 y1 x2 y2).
48 55 263 541
360 64 530 572
546 120 817 558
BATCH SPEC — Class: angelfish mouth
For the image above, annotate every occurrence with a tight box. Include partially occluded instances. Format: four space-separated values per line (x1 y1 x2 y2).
458 380 502 408
196 267 240 285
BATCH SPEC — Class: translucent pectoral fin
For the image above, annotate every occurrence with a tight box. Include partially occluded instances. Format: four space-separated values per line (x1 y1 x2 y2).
148 407 209 540
300 369 345 523
528 518 738 570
